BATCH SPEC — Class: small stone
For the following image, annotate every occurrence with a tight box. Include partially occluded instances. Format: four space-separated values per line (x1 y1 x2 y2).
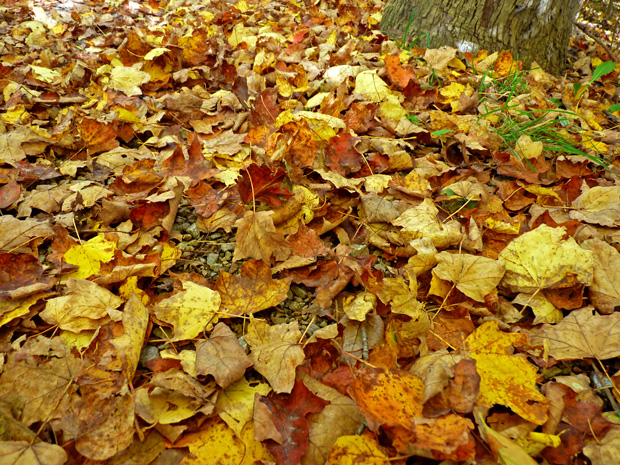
223 251 232 261
272 315 288 325
220 243 235 252
210 232 222 239
306 323 320 336
139 345 159 366
206 253 219 266
187 223 200 239
287 290 294 300
291 285 307 299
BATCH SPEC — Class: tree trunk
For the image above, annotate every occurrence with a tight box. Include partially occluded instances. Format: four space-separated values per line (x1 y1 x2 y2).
379 0 583 76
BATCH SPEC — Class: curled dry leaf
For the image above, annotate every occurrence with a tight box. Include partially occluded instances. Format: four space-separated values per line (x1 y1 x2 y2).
111 293 150 382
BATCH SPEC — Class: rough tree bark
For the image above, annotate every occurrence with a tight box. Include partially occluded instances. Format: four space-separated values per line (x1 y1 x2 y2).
379 0 583 76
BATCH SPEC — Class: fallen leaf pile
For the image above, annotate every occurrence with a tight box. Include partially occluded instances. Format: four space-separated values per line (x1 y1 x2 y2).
0 0 620 463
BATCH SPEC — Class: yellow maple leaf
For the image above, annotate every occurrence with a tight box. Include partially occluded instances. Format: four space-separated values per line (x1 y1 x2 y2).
434 251 505 302
328 435 389 465
498 224 593 293
41 278 122 333
153 280 221 341
466 321 548 424
216 378 271 436
245 318 305 393
348 367 425 431
175 418 273 465
63 235 116 279
354 71 391 102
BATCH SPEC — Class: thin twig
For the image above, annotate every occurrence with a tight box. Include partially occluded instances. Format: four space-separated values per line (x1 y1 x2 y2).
575 22 619 62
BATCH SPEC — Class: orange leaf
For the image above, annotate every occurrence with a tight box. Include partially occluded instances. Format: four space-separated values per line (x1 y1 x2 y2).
233 211 290 263
348 367 424 431
216 260 290 316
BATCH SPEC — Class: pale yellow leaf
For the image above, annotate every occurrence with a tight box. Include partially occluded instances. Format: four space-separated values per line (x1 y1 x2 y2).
434 252 505 302
153 280 221 341
498 225 593 293
245 318 305 393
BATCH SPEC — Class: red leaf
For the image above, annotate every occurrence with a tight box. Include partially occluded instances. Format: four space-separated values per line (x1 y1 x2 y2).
255 380 328 465
287 223 330 259
249 87 280 127
0 179 20 208
238 164 293 208
130 202 170 231
161 133 217 185
0 253 55 296
324 133 363 175
385 54 414 89
186 181 223 218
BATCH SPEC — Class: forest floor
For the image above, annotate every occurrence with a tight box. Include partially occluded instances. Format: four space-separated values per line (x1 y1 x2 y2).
0 0 620 464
